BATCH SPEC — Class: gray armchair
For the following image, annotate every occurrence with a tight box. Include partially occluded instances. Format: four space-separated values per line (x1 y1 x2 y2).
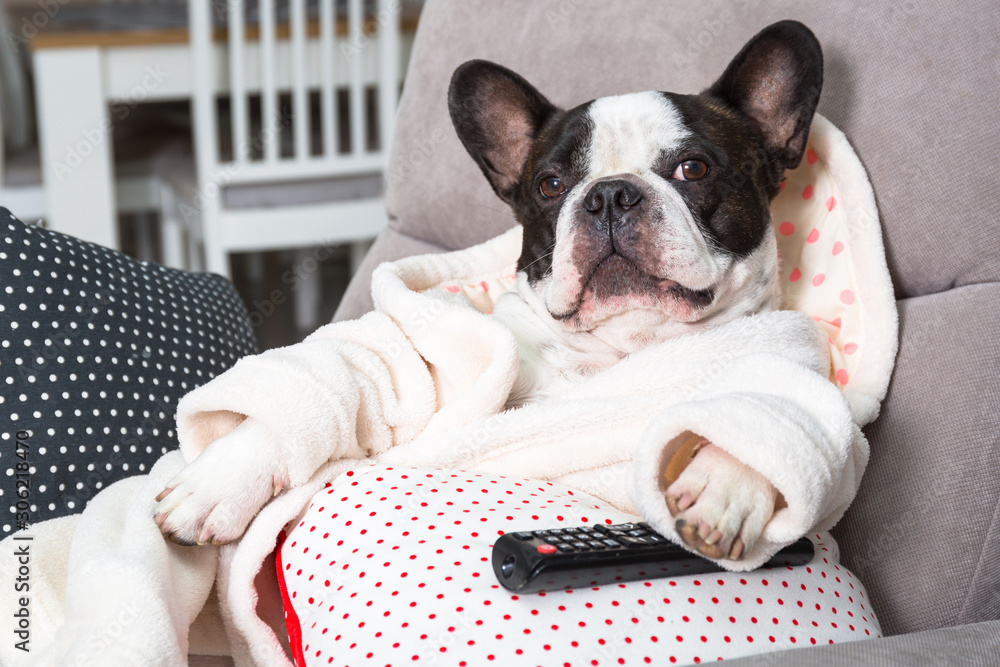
335 0 1000 663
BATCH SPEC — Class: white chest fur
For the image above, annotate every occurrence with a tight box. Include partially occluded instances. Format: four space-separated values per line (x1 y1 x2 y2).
492 284 625 408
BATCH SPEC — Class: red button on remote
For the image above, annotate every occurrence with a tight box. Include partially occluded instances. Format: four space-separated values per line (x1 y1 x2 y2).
537 544 557 554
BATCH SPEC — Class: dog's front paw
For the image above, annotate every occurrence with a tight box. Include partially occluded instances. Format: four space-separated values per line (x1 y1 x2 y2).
664 440 776 561
154 420 288 546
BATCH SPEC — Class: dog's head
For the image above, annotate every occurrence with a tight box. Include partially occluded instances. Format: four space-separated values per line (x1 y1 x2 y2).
448 21 823 346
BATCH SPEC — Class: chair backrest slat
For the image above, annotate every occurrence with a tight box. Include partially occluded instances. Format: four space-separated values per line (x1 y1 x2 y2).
347 0 366 156
319 0 337 157
290 0 309 161
259 0 279 163
227 0 249 164
189 0 217 185
377 0 400 158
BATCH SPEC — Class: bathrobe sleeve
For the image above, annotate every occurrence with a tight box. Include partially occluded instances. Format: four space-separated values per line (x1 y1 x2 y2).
175 312 440 485
628 349 866 571
175 263 522 487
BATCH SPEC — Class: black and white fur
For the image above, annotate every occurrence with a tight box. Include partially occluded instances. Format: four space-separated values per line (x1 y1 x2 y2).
156 21 823 561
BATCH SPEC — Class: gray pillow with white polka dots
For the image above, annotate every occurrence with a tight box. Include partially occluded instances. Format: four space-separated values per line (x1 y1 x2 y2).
1 209 256 535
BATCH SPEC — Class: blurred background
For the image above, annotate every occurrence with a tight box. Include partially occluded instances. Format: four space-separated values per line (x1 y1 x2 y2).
0 0 424 350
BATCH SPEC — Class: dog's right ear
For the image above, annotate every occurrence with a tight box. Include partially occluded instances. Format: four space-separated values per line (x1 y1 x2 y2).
448 60 558 203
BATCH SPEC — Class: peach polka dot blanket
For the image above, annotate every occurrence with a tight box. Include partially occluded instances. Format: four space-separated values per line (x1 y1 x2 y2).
771 115 896 424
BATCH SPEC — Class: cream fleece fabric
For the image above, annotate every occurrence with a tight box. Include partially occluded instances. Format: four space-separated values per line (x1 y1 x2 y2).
0 115 896 667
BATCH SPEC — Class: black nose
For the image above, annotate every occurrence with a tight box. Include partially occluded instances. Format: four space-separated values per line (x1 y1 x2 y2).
583 179 643 220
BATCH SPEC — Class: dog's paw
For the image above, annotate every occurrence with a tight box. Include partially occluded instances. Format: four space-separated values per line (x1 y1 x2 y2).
154 420 288 546
664 441 776 561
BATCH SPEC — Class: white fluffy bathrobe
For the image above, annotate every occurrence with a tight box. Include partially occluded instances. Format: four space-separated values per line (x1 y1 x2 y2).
0 116 898 666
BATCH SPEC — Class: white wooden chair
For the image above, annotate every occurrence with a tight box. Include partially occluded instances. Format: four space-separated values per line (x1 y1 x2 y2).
186 0 400 295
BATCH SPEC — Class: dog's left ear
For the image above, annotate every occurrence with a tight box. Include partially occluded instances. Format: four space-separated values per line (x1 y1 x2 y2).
448 60 558 202
706 20 823 170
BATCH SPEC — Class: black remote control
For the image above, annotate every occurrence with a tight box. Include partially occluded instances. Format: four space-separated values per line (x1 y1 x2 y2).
492 522 814 593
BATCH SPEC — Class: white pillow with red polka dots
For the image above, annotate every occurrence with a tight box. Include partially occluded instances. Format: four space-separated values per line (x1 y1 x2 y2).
278 466 880 666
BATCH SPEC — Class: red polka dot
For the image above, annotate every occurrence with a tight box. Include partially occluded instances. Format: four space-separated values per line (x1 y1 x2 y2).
844 343 858 355
779 221 795 236
802 184 814 199
832 241 844 255
826 196 837 212
806 148 819 165
836 369 849 385
789 268 802 282
806 229 820 244
811 273 826 287
839 290 855 305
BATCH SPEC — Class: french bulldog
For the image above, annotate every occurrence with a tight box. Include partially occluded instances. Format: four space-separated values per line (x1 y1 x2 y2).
155 20 822 562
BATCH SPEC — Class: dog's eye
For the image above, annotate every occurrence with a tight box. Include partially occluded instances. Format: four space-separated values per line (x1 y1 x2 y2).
539 177 566 198
672 160 709 181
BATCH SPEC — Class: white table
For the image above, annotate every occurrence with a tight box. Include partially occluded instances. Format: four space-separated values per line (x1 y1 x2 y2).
32 27 193 250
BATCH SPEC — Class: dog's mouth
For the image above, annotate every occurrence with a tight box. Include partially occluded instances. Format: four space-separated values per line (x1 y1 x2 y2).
551 253 715 321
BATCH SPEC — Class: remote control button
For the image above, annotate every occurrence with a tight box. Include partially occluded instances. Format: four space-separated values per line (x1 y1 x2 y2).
619 536 653 548
511 532 534 541
561 527 577 534
601 538 622 548
549 528 564 535
647 533 665 542
556 544 575 552
537 544 557 554
605 523 638 532
627 529 647 537
571 541 589 550
544 537 562 544
532 530 551 538
587 540 606 549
